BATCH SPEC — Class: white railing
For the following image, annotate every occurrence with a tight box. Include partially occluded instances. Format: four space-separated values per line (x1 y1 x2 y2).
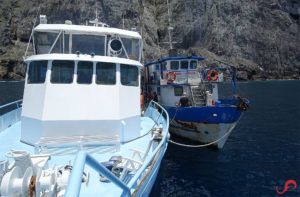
65 101 169 197
0 100 23 133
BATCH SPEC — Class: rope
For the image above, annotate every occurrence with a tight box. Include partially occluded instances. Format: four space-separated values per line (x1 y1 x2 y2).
170 106 179 124
168 125 235 148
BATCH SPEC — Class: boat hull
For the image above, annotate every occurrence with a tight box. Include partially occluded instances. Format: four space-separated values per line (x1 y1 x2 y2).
163 104 242 149
134 146 167 196
0 101 170 196
170 120 237 149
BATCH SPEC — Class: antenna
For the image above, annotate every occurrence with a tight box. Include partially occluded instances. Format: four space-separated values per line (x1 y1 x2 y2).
89 9 109 27
167 0 173 49
159 0 182 49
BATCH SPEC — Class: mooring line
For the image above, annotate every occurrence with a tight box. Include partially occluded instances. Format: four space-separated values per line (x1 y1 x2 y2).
168 126 234 148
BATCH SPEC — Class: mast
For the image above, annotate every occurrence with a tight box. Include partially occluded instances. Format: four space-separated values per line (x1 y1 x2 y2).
89 9 108 27
167 0 173 49
159 0 181 50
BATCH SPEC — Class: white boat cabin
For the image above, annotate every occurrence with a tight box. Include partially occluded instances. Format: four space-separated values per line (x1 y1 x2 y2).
21 22 143 148
145 57 224 107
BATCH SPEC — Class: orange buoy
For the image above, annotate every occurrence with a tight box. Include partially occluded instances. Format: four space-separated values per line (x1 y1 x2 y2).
166 71 176 82
207 70 219 81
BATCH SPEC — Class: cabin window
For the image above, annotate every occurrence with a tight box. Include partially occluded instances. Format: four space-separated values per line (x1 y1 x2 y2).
180 61 189 69
34 32 59 54
27 61 48 84
51 60 74 84
155 64 159 71
121 64 139 86
96 62 116 85
170 61 179 70
161 62 167 71
121 38 140 61
77 61 93 84
174 86 183 96
190 60 197 69
72 35 105 55
64 34 70 53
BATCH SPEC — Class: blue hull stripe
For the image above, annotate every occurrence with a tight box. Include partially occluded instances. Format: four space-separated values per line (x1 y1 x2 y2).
163 105 242 123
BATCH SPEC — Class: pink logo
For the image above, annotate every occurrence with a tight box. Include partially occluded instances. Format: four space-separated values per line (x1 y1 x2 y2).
276 180 297 195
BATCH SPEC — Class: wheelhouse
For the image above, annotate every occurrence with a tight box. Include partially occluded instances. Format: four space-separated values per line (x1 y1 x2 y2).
21 21 144 147
30 24 143 61
145 57 205 85
144 57 230 107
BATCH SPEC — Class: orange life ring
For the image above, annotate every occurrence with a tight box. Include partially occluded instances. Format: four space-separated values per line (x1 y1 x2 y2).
166 71 176 82
207 70 219 81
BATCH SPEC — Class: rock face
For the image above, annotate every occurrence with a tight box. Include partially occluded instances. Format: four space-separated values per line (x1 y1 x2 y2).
0 0 299 80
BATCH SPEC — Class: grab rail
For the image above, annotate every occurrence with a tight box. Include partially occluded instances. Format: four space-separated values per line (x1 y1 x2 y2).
0 99 23 110
65 151 131 197
128 100 169 188
65 101 169 196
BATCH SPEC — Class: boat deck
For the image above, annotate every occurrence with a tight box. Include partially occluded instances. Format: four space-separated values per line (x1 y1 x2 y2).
0 116 158 196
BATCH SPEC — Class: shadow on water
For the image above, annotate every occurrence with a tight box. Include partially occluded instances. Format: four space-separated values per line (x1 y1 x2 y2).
151 80 300 197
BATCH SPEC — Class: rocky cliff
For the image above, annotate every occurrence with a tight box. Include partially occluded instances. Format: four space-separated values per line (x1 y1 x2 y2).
0 0 299 80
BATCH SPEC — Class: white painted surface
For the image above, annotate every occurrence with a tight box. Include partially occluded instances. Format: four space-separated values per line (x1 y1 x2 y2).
21 55 142 145
25 54 142 68
34 24 142 39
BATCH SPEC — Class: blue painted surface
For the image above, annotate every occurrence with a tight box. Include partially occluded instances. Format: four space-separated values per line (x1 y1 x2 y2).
144 56 205 67
0 100 169 197
163 103 242 123
147 83 189 87
65 151 131 197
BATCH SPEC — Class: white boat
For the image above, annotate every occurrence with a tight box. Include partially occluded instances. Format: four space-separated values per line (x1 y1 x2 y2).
0 15 169 196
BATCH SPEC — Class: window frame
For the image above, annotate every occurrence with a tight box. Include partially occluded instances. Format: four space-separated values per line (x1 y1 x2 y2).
170 61 179 70
76 61 94 84
180 60 189 70
50 60 75 84
27 60 48 84
190 60 198 69
96 62 116 85
174 86 183 96
120 64 139 87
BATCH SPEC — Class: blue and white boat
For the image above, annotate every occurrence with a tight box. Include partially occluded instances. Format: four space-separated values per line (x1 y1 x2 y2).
144 57 249 149
0 15 169 196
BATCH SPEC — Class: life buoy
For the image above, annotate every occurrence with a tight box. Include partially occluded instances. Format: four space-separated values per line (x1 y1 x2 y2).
207 70 219 81
166 71 176 82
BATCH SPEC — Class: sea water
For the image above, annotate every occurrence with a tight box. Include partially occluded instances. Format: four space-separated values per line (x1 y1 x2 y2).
0 80 299 196
151 80 300 197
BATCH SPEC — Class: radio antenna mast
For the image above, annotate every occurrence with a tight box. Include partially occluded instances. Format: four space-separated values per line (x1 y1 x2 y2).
167 0 173 49
159 0 181 49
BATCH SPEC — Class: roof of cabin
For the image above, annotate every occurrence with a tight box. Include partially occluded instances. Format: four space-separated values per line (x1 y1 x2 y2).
144 56 205 67
25 54 143 67
34 24 142 39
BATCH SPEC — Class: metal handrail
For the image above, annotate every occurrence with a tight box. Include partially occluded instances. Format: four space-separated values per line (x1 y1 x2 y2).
65 101 169 196
0 99 23 110
65 151 131 197
128 100 169 188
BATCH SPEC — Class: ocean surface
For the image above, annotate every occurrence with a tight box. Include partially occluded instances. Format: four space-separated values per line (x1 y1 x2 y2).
0 80 299 196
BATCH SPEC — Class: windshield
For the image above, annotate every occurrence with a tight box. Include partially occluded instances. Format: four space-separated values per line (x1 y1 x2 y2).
121 38 140 61
72 35 105 55
33 31 141 61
